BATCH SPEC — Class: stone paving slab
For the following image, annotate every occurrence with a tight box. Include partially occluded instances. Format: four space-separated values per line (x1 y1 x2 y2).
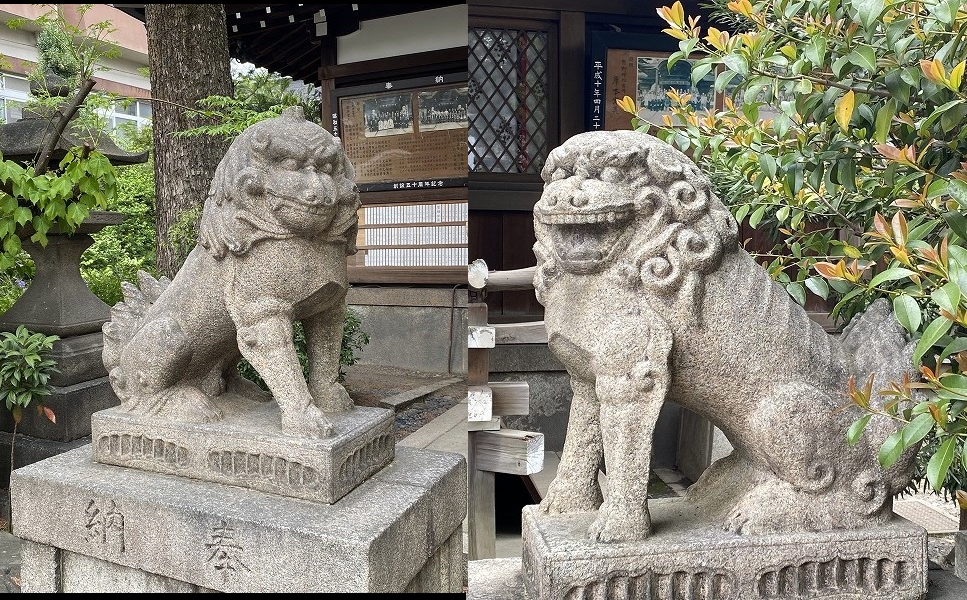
377 377 463 410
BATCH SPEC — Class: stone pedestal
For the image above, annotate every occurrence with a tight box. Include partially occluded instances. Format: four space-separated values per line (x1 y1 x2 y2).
91 403 395 503
519 500 928 600
11 443 467 593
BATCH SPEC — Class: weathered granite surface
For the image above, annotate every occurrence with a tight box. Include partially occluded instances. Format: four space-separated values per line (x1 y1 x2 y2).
469 540 967 600
522 501 926 599
532 130 921 543
11 444 466 593
91 400 394 503
512 129 929 598
101 106 361 439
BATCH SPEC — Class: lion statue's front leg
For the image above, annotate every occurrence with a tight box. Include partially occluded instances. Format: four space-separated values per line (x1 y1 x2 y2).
303 301 354 414
538 377 604 515
539 286 674 543
231 300 335 438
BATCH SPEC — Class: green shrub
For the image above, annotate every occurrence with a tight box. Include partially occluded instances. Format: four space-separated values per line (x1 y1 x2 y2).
0 253 31 313
646 0 967 498
237 307 371 389
0 325 58 424
80 161 157 305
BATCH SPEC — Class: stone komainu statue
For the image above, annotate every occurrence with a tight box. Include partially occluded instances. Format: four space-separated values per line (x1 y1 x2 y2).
532 129 919 542
102 106 360 438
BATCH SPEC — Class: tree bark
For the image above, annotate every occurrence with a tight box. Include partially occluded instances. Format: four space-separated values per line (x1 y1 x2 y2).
145 4 232 277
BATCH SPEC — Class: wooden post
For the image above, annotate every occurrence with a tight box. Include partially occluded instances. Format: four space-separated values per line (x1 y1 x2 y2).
467 302 495 560
466 263 546 562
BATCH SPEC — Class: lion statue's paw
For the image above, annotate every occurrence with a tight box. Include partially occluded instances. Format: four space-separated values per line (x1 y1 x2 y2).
723 479 813 535
281 404 335 438
133 384 223 423
539 476 603 515
311 381 354 413
588 500 650 543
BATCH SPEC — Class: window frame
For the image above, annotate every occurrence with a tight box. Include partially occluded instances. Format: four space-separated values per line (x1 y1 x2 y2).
468 15 559 211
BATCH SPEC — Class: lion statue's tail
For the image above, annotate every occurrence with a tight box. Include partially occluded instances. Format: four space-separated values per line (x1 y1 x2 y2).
102 270 172 376
838 297 920 493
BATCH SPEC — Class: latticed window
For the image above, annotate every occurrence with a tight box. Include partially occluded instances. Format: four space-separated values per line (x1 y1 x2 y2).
468 26 549 175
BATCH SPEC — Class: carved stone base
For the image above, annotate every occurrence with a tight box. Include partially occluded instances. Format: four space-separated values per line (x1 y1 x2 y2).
521 500 928 600
12 444 467 593
91 400 394 504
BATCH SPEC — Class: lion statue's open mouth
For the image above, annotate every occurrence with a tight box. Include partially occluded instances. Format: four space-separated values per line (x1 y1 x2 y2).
535 204 634 274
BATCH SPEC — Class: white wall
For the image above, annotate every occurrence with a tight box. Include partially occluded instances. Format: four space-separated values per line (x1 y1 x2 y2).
336 5 467 65
0 26 38 70
95 56 150 90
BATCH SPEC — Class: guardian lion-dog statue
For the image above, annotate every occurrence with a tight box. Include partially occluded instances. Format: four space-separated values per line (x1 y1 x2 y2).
533 130 918 542
102 106 360 438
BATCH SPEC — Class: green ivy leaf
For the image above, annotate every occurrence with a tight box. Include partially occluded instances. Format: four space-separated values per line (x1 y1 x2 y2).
944 210 967 242
868 267 917 287
3 234 20 256
902 413 936 449
785 281 806 305
749 205 767 229
848 46 877 73
874 100 896 144
805 276 829 300
734 204 751 224
878 429 905 468
931 281 962 317
12 206 31 226
724 53 750 77
939 373 967 398
940 337 967 362
847 414 872 445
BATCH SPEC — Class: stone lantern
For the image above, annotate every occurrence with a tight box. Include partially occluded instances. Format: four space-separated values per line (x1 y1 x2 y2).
0 85 149 481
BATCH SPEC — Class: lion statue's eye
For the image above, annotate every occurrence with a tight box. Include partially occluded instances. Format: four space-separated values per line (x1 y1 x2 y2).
320 161 334 174
600 167 624 183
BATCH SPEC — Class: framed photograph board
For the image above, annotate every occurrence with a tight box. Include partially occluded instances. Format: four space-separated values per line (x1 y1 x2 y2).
588 31 718 133
330 73 468 193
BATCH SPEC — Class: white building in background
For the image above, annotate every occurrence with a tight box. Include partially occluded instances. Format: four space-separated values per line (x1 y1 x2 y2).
0 4 151 130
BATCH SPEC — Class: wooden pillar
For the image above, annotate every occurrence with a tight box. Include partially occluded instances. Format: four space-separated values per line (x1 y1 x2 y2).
467 302 495 560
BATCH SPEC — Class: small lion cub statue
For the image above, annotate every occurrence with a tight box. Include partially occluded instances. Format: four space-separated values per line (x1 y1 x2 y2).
102 106 361 438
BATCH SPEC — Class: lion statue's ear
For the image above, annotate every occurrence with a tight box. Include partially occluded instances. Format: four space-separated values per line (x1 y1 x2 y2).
199 167 265 259
323 169 361 256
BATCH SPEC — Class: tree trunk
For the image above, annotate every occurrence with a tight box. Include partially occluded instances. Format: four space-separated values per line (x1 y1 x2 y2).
145 4 233 277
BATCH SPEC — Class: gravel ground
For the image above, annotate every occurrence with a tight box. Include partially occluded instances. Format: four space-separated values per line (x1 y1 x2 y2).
393 387 463 440
341 363 465 440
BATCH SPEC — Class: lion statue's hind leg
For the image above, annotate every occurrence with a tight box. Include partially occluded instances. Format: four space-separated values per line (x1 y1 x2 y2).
689 380 893 536
136 384 224 423
107 313 222 423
